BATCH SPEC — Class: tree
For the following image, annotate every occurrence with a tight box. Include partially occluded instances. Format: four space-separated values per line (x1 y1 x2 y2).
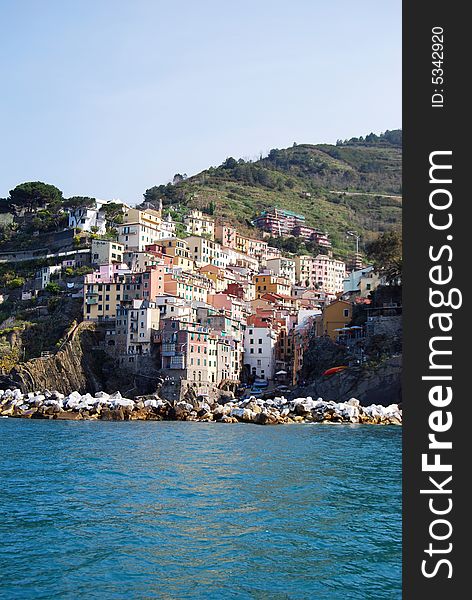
45 282 61 295
205 200 216 215
172 173 187 184
144 183 182 206
222 157 237 170
63 196 96 211
0 198 12 213
365 229 402 284
102 202 124 224
304 238 321 256
9 182 63 214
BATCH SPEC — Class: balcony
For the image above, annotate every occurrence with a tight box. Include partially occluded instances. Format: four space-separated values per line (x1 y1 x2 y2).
169 355 185 369
162 343 176 356
86 298 98 305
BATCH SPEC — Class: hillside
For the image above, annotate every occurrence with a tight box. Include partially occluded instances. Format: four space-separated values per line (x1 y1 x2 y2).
141 130 402 257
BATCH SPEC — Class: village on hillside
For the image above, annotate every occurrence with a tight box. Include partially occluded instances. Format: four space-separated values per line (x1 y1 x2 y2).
0 194 401 397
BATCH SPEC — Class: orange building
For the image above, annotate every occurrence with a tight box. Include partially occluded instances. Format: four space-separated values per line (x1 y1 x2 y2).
315 299 352 340
253 274 292 299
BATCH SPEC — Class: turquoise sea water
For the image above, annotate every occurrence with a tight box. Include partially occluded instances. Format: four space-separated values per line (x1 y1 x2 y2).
0 420 401 600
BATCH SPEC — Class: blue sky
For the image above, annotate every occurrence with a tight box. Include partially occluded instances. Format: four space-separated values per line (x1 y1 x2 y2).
0 0 401 205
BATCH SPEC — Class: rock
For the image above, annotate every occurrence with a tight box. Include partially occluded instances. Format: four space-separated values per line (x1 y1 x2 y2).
144 399 159 409
174 401 193 419
19 408 37 418
229 407 245 419
111 398 134 409
0 403 15 417
219 415 238 423
55 411 83 420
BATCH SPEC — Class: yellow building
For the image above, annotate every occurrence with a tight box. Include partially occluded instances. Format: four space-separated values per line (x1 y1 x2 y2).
253 274 292 299
316 299 352 340
198 265 231 292
184 209 215 239
163 272 211 303
235 234 268 261
118 207 165 251
162 238 195 271
84 268 165 321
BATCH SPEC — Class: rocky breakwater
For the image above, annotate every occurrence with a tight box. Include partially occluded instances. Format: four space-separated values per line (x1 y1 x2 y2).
0 388 402 425
0 389 171 421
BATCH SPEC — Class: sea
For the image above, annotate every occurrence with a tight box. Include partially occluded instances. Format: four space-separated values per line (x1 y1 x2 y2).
0 420 401 599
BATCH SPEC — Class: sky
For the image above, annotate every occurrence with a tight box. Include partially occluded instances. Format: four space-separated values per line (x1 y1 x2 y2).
0 0 401 205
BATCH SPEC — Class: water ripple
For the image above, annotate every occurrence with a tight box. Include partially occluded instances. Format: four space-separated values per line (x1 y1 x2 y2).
0 420 401 599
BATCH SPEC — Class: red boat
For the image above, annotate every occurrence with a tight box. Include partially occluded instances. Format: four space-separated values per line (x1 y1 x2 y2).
322 366 348 376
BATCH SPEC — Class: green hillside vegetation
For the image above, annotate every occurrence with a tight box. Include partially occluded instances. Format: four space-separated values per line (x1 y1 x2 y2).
141 130 402 257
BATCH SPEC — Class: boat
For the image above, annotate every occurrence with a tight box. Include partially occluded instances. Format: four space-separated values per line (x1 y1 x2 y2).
322 366 348 376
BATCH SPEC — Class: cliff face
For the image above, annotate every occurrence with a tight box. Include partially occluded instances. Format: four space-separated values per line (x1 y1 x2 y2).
3 322 104 394
293 356 402 406
1 321 162 397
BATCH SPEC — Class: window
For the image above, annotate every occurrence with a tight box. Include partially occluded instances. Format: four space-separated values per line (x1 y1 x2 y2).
343 309 349 317
258 348 262 354
250 349 254 354
258 339 262 344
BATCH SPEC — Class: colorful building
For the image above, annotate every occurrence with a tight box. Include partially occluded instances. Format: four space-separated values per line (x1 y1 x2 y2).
315 299 353 340
184 209 215 239
253 208 305 237
91 239 124 266
253 273 292 299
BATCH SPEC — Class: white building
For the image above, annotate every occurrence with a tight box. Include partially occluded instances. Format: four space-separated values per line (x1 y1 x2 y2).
266 257 296 285
264 246 282 261
224 247 259 272
91 239 124 266
160 214 176 238
154 295 196 321
68 199 110 234
37 265 62 289
185 235 230 269
117 207 170 251
244 321 277 380
343 265 380 297
113 299 160 355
